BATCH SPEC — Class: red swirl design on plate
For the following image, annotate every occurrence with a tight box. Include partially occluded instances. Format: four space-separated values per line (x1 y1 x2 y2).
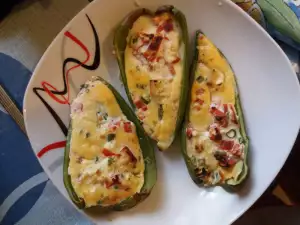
37 140 66 158
41 31 91 105
33 15 101 158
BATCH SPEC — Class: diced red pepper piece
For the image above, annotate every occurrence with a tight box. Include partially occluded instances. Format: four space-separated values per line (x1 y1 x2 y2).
124 122 132 133
122 146 137 163
102 148 120 157
220 140 234 151
186 128 193 139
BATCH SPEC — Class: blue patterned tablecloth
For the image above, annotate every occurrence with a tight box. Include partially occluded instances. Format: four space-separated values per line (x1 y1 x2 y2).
0 1 299 225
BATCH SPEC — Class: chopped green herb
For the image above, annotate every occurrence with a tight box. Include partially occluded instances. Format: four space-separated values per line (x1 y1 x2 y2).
97 200 102 205
85 132 91 138
108 157 114 166
132 36 138 44
196 76 204 83
80 84 89 90
158 104 163 120
113 185 119 190
239 137 244 144
136 84 147 89
141 96 150 104
95 156 99 162
226 129 236 139
107 133 116 142
103 113 108 120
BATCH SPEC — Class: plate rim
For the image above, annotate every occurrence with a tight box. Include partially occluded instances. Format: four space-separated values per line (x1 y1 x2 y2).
22 0 300 224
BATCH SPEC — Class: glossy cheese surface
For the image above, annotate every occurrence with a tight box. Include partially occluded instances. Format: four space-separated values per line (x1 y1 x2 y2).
124 13 184 150
68 78 144 207
186 34 245 185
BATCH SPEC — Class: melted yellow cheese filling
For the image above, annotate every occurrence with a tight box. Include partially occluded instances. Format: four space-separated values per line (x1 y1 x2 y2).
68 78 144 207
186 34 244 185
125 13 184 150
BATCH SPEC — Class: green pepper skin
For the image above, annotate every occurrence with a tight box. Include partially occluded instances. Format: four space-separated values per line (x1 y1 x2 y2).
63 77 157 210
181 31 249 188
113 5 189 150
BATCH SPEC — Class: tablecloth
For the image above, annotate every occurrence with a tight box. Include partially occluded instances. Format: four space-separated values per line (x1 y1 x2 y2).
0 0 299 225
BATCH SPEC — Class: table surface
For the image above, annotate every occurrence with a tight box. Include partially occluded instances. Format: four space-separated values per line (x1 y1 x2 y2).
0 1 299 224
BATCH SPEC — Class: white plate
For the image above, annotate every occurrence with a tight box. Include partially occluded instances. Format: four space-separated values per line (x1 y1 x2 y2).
23 0 300 224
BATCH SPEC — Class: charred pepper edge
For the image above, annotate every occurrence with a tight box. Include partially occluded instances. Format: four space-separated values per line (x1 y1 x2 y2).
113 5 189 151
181 30 249 188
63 77 157 210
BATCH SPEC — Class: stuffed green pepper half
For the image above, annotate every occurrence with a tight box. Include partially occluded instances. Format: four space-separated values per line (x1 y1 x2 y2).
182 31 249 187
63 76 157 210
114 6 189 150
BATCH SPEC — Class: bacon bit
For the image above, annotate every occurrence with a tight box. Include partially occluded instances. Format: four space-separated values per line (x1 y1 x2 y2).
168 64 176 75
164 36 169 41
223 104 228 114
100 135 106 139
214 152 236 167
220 140 234 151
96 170 101 175
195 98 204 105
196 88 205 95
124 122 132 133
231 144 242 157
141 105 148 111
228 157 238 166
210 105 229 128
186 128 193 139
143 51 156 62
230 105 238 124
157 19 174 33
134 99 145 109
171 57 180 64
148 36 163 51
210 106 226 117
102 148 121 157
105 175 121 188
122 146 137 163
157 25 164 33
209 126 222 141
